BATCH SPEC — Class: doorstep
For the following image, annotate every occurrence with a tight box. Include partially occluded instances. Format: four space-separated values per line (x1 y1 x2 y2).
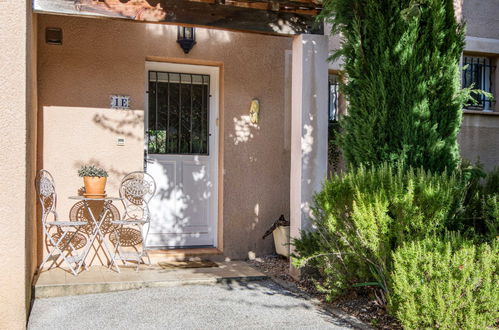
33 261 268 298
147 247 224 263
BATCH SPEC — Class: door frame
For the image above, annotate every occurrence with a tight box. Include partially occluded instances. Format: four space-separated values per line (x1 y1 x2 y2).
144 58 224 250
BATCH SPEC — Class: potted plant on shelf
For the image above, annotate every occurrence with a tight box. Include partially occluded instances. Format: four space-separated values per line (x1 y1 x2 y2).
78 165 109 198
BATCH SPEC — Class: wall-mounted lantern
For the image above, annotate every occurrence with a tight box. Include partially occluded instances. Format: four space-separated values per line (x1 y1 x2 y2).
177 26 196 54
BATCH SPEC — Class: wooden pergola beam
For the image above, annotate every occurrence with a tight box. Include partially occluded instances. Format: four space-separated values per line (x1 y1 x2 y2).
33 0 323 35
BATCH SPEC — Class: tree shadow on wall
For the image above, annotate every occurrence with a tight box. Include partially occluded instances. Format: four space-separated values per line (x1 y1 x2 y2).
92 111 143 142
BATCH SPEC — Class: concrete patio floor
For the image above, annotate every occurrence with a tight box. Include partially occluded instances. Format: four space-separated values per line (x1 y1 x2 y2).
28 280 354 330
34 261 268 298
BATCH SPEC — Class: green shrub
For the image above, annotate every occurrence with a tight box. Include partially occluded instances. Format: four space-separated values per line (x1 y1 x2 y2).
457 165 499 241
319 0 467 172
328 121 342 174
292 164 465 300
390 234 498 329
484 166 499 194
479 167 499 240
482 194 499 239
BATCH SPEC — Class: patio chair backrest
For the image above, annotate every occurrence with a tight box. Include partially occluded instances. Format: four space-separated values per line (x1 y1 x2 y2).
119 171 156 223
36 169 58 224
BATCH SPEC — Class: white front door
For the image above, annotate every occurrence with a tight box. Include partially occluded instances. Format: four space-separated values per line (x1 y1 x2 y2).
145 62 219 248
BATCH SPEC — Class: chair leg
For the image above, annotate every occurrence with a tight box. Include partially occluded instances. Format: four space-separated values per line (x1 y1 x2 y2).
111 225 123 272
40 227 68 271
139 224 151 268
111 222 151 271
41 227 83 275
142 223 152 267
60 229 84 276
135 224 143 272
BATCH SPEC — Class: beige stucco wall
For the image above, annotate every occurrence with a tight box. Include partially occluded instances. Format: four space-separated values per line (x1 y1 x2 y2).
459 113 499 171
0 1 37 329
459 0 499 168
38 14 292 260
462 0 499 39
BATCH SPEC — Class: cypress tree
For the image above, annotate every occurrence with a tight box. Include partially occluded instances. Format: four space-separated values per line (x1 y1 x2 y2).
322 0 466 172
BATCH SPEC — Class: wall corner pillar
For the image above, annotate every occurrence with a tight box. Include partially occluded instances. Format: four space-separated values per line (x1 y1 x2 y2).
289 34 329 278
0 1 37 328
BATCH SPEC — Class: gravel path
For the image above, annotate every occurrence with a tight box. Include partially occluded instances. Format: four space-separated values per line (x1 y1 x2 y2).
28 280 354 330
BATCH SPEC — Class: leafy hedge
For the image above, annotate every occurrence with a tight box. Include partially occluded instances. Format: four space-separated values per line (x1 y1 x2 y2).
457 165 499 241
293 164 465 299
390 234 498 329
305 0 498 327
292 164 498 328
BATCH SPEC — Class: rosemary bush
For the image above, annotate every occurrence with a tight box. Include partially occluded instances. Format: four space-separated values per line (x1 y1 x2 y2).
292 164 465 300
390 234 498 329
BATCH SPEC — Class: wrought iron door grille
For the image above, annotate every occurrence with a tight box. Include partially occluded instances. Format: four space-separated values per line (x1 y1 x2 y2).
328 73 339 122
147 71 210 155
462 56 496 111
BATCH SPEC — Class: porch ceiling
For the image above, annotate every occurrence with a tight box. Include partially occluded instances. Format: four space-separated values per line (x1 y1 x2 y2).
33 0 323 35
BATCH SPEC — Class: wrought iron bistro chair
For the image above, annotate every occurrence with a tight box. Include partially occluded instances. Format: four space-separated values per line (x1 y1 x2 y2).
110 171 156 271
36 170 87 275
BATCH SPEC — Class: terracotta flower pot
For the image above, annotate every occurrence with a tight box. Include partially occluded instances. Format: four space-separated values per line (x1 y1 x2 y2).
83 176 107 196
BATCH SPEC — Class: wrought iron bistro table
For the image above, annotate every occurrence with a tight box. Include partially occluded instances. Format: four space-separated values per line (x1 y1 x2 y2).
68 196 123 273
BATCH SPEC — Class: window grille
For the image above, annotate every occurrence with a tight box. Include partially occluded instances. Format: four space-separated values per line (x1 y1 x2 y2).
462 56 495 111
328 73 339 122
147 71 210 155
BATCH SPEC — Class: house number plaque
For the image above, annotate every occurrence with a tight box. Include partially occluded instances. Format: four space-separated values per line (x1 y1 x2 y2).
110 95 130 109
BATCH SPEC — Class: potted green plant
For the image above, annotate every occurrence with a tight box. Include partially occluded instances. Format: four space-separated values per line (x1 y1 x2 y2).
78 165 109 197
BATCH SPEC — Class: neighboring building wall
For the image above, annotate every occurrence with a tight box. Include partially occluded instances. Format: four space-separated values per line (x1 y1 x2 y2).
0 1 37 329
327 27 343 71
37 14 292 260
463 0 499 40
459 114 499 171
459 0 499 170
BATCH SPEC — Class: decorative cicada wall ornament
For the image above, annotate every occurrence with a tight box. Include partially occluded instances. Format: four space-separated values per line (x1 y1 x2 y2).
249 98 260 124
